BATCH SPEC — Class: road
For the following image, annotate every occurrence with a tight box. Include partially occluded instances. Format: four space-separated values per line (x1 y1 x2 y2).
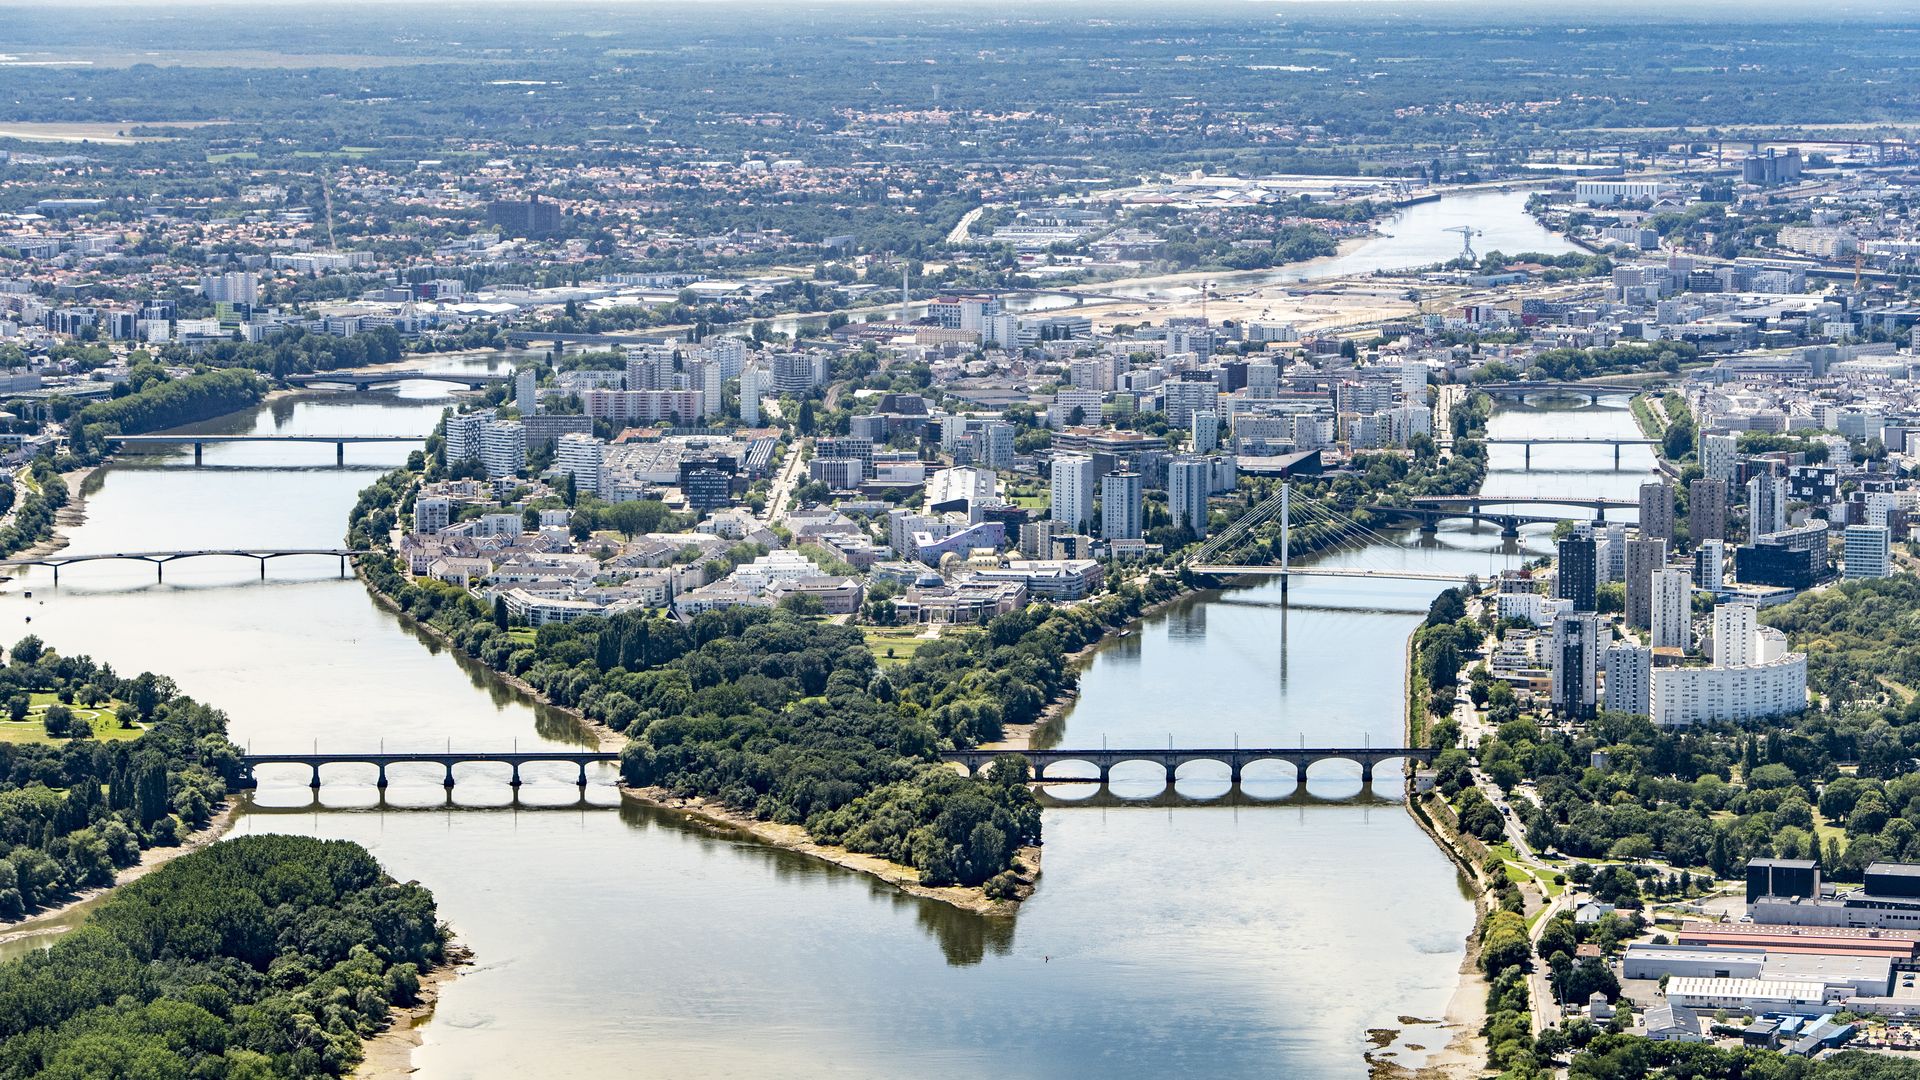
763 437 807 526
947 204 988 245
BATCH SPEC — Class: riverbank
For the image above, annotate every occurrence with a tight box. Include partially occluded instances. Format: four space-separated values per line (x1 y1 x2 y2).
0 797 240 948
352 556 1031 913
353 941 475 1080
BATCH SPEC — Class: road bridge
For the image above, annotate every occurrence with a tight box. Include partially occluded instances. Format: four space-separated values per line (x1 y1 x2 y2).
241 750 620 790
942 746 1435 789
2 549 368 583
107 433 424 465
1190 565 1474 583
1482 435 1657 468
1472 382 1644 404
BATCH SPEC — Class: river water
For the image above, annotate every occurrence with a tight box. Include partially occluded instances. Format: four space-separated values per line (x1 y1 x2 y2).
0 206 1643 1080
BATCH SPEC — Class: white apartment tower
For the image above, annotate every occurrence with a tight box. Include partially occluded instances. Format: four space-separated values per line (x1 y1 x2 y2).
1051 453 1096 533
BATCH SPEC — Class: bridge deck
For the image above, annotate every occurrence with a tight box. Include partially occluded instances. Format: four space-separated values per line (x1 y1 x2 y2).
108 434 423 443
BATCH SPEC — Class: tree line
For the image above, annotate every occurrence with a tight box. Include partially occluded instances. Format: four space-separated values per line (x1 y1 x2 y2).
0 637 240 920
0 834 446 1080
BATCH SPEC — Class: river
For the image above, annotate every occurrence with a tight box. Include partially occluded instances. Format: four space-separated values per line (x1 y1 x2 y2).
0 207 1642 1080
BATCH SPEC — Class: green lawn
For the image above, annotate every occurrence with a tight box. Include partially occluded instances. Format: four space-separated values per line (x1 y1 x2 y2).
0 692 142 744
862 625 946 666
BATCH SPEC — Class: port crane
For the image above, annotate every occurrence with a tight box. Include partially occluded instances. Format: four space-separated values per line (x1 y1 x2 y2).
1445 225 1481 261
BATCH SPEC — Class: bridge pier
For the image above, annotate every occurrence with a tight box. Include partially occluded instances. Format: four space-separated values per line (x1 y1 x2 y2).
443 763 456 789
259 556 267 580
156 560 164 582
1522 444 1531 469
339 554 347 578
309 764 322 789
336 442 345 466
376 763 389 789
510 763 522 788
1614 444 1621 468
1499 517 1520 539
577 761 590 788
1360 763 1375 788
193 442 203 466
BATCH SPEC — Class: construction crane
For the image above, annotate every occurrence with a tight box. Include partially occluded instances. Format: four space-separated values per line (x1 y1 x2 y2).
1445 225 1481 261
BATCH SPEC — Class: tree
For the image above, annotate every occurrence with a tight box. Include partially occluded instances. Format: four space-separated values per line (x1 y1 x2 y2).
798 399 817 435
10 633 44 665
7 694 26 722
494 596 510 631
42 703 74 738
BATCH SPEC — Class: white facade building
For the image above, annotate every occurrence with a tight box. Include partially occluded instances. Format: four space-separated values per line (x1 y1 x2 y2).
555 433 604 496
1051 453 1096 533
1844 524 1891 579
1651 604 1806 726
1651 568 1694 650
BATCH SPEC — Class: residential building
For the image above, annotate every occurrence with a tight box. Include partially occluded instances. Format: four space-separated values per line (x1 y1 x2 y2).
1551 611 1601 720
1640 481 1675 543
413 496 452 534
1101 471 1143 541
480 420 525 479
1748 474 1790 538
1604 642 1652 717
1167 457 1211 539
1652 568 1693 650
1051 453 1096 533
1843 524 1891 580
1651 604 1807 726
516 367 538 415
1691 478 1728 543
1694 539 1726 591
1557 534 1598 612
555 433 604 496
739 364 768 425
443 409 490 466
1625 536 1667 630
1192 408 1219 455
1704 433 1739 486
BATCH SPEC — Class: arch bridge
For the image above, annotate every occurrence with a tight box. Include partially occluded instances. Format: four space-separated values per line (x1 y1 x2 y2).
240 750 621 790
941 746 1435 788
285 370 509 392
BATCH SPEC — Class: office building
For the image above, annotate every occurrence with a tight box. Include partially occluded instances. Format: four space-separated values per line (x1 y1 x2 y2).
1604 641 1652 717
554 433 603 496
480 420 526 479
1736 522 1829 589
1101 471 1142 541
1640 481 1675 542
1652 567 1693 650
1690 478 1728 543
1748 474 1789 538
1844 524 1891 580
1694 539 1726 591
1625 536 1668 630
1557 534 1597 612
1051 453 1097 533
1167 457 1211 539
1550 611 1601 720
